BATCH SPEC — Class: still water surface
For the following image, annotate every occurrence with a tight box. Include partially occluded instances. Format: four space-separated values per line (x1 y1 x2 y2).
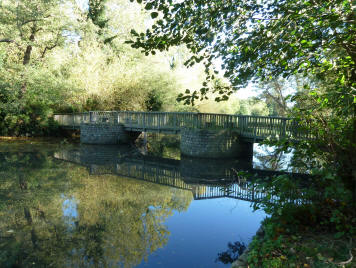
0 139 281 267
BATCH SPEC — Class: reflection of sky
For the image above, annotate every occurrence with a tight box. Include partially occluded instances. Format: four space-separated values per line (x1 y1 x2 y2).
253 143 293 171
138 198 265 268
62 194 79 229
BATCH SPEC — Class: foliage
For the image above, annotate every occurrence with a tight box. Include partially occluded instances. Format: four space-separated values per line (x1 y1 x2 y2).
88 0 109 30
245 171 356 267
128 0 355 105
247 216 355 268
0 0 208 136
256 77 297 116
142 133 181 159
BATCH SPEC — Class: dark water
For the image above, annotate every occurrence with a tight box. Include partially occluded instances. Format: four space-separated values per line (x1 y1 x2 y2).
0 138 295 268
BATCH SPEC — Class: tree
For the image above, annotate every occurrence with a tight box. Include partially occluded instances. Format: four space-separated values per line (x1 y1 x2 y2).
0 0 77 70
0 0 80 135
128 0 354 102
256 77 293 116
127 0 356 194
0 0 203 135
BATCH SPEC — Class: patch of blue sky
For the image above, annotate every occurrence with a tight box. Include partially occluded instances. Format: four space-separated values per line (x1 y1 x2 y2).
75 0 89 12
62 194 79 229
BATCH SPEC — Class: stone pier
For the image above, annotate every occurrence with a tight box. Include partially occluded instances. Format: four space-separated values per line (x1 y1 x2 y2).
180 128 253 159
80 123 140 145
80 123 253 159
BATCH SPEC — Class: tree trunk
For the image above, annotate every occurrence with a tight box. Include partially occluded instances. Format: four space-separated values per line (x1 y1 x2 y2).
22 32 34 66
21 28 36 95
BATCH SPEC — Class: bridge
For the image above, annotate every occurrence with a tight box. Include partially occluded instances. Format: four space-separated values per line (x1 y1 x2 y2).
54 111 311 158
54 145 309 203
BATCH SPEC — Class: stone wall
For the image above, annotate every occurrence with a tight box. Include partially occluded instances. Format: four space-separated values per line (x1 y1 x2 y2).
180 128 253 159
80 123 138 145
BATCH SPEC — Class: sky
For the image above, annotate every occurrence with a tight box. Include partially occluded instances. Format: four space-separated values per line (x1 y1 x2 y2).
75 0 88 11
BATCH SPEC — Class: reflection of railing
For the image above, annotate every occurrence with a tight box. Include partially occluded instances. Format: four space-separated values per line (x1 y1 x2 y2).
192 184 273 202
54 150 290 203
54 111 312 141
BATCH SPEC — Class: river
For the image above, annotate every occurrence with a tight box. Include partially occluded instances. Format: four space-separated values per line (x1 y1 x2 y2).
0 137 297 267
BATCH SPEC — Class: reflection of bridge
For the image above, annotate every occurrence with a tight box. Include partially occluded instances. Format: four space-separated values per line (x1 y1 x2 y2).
54 111 311 159
54 145 307 202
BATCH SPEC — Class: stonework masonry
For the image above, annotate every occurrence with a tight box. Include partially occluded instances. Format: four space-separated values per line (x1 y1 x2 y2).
80 123 253 159
180 128 253 159
80 123 134 145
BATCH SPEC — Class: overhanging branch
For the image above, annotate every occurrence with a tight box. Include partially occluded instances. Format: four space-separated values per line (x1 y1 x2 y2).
0 38 21 48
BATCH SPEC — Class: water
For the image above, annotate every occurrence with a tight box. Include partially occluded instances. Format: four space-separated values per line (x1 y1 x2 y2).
0 139 278 267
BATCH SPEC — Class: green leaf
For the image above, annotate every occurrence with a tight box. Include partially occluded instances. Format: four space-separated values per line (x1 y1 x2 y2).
145 3 153 10
151 12 159 19
130 29 138 36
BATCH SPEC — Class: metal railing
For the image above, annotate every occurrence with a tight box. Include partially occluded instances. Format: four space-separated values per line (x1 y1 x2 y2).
53 113 90 128
54 111 312 140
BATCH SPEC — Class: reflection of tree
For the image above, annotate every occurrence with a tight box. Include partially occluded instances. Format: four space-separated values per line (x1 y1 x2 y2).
0 152 72 267
69 170 192 267
216 241 246 264
254 150 285 171
143 134 181 159
0 150 192 267
254 145 309 174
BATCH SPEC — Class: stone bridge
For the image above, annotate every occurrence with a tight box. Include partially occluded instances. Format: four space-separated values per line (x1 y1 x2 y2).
54 111 311 158
54 145 308 203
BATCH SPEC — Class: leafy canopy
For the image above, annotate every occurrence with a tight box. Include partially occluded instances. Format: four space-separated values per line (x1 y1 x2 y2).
127 0 355 106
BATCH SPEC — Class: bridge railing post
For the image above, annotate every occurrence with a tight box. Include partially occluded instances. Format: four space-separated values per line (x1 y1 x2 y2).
114 111 119 124
282 119 287 137
173 113 177 130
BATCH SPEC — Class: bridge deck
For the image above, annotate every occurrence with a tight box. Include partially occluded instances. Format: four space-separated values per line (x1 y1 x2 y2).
54 111 312 141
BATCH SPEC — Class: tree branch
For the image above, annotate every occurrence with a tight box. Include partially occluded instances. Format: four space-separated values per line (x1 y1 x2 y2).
0 39 14 43
264 90 288 113
20 15 51 26
41 32 61 58
41 43 58 58
0 38 21 48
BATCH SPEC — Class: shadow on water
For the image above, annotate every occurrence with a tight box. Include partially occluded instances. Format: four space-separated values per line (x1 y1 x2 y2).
216 241 247 264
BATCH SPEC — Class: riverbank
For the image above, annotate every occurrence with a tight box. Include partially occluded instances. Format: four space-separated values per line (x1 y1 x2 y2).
0 136 79 152
0 136 79 143
232 214 355 268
